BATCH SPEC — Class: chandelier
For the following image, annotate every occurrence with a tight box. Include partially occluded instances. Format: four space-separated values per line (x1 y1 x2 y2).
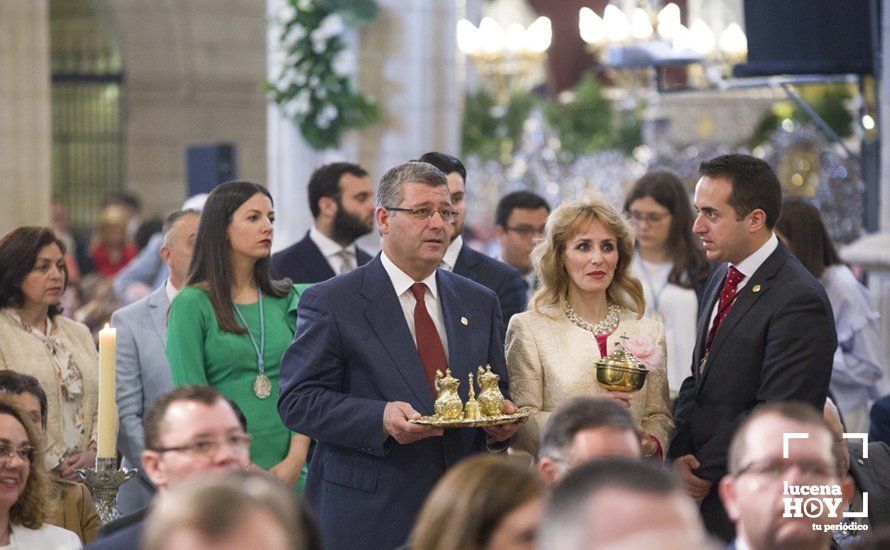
456 16 552 103
579 2 747 83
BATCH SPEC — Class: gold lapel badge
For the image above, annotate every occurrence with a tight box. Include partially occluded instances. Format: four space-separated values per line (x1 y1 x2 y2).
752 284 762 293
460 316 468 326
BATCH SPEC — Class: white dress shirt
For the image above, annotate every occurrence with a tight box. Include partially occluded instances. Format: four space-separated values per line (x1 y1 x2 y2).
164 278 180 305
310 226 358 274
380 251 449 361
631 253 698 395
708 233 779 329
439 235 463 272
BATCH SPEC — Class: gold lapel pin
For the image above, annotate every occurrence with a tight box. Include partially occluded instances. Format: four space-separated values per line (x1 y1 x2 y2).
752 284 762 293
460 316 468 326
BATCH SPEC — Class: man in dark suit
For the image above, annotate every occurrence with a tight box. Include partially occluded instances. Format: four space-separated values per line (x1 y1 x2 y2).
271 162 374 283
278 161 522 550
719 402 851 550
417 152 527 329
495 190 551 303
88 386 251 550
670 154 837 540
824 398 890 545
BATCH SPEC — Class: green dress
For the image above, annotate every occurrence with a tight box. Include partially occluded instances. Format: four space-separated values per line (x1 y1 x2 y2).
165 284 308 487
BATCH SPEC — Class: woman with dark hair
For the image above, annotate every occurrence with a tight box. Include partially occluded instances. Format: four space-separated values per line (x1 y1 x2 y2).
0 227 99 482
166 181 310 489
0 400 82 547
507 196 673 459
409 455 545 550
624 170 713 395
776 197 885 432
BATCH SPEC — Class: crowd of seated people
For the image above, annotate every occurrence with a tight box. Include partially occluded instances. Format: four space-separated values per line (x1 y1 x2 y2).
0 152 885 549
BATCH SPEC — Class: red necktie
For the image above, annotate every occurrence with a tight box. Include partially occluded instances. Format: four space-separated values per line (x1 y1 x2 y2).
704 266 746 355
410 283 447 391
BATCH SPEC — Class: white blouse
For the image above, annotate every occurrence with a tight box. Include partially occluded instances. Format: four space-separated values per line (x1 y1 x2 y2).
630 254 699 395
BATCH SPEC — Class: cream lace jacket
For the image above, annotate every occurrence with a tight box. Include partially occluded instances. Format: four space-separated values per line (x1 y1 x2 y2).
0 312 99 467
506 304 674 457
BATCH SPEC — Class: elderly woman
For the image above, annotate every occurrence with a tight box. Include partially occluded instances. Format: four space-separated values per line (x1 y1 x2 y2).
506 196 673 459
0 400 82 547
0 227 98 480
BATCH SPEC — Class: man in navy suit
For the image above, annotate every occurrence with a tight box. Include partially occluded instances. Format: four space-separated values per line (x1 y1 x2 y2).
272 162 374 283
278 161 522 550
670 154 837 541
417 152 527 329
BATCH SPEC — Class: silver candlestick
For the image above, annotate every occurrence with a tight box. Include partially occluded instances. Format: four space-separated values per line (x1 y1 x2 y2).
77 457 137 524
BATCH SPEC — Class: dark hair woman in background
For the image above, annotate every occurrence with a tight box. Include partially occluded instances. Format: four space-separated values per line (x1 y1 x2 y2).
0 227 99 482
624 170 713 396
166 181 310 490
776 197 885 432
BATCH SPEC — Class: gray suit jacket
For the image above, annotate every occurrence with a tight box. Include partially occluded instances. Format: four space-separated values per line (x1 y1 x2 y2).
110 285 174 513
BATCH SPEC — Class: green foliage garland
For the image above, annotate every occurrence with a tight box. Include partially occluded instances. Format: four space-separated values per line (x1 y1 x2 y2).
461 74 643 160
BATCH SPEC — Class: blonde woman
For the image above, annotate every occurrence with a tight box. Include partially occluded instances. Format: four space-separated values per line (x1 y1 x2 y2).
90 205 137 278
506 195 673 458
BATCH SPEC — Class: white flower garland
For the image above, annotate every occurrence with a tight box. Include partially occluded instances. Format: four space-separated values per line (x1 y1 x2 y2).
268 0 378 150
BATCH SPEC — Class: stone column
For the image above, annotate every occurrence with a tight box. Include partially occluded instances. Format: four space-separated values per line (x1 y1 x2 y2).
266 0 465 251
0 0 52 236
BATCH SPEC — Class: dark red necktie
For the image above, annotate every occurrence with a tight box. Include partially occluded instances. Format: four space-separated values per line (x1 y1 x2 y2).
704 266 746 354
410 283 447 391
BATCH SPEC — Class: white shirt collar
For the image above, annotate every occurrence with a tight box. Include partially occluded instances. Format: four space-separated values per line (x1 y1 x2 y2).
734 535 752 550
164 278 180 304
309 225 357 259
380 250 439 300
440 236 463 272
733 233 778 279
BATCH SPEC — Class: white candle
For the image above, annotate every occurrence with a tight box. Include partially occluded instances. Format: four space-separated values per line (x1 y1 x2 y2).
97 324 117 459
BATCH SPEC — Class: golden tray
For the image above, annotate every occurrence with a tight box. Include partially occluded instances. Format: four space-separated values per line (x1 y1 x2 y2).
409 406 533 428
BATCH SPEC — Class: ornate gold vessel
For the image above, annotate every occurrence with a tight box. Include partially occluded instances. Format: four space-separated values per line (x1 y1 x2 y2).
434 369 464 421
595 340 649 392
410 366 530 428
476 365 505 417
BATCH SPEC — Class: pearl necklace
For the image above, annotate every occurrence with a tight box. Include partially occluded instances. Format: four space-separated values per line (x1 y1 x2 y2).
565 302 620 336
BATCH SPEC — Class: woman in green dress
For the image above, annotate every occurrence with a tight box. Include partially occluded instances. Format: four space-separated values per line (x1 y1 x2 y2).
166 181 309 489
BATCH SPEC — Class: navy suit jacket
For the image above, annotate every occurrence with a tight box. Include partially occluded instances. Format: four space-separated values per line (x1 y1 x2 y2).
271 231 372 283
670 241 836 538
452 244 527 332
278 255 508 550
87 507 146 550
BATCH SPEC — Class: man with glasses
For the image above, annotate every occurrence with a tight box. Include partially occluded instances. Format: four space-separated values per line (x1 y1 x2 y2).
417 152 527 329
88 385 251 550
719 401 853 550
494 191 551 303
537 396 642 486
279 161 521 550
